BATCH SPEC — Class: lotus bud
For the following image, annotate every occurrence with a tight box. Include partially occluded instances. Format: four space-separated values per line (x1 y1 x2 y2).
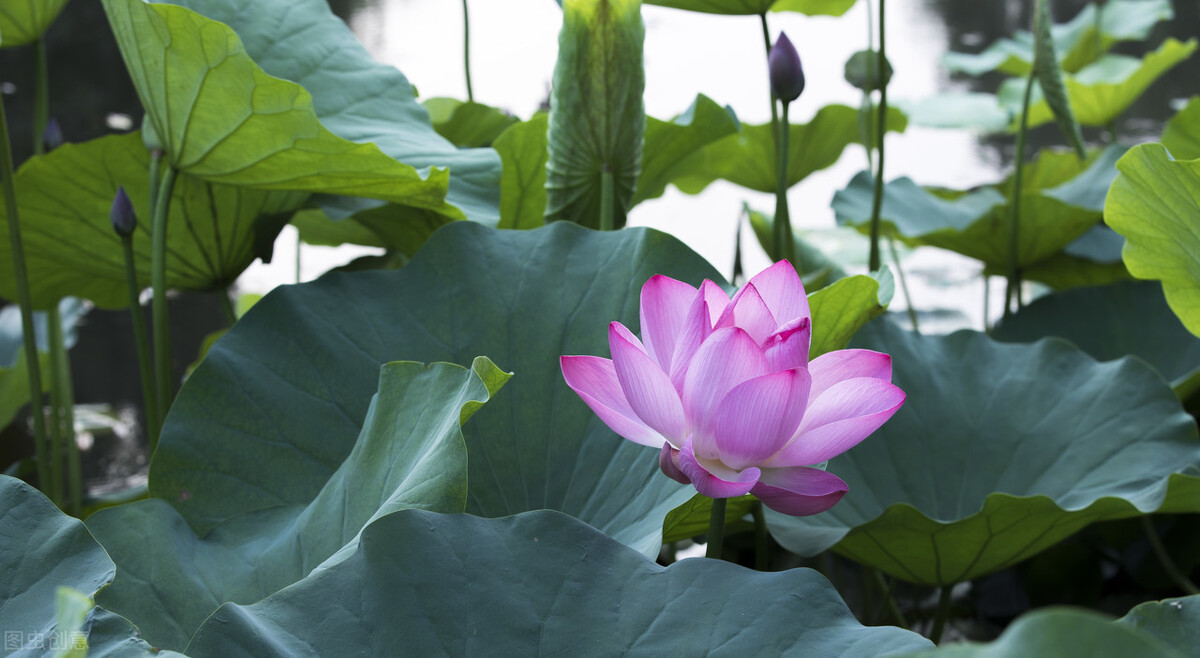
110 186 137 238
769 33 805 104
42 117 63 152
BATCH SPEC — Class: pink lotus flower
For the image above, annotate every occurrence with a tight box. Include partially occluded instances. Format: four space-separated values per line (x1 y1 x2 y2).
560 261 905 516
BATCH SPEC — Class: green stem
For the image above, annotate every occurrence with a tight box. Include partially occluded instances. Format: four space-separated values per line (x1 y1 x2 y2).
295 235 302 284
887 236 919 332
706 497 727 560
1004 72 1035 319
774 102 794 264
46 306 64 508
123 236 160 451
873 570 909 628
1141 516 1200 595
982 273 992 334
33 38 49 156
48 305 80 514
929 586 953 644
751 501 768 571
0 94 51 501
863 0 876 172
732 208 745 286
599 168 614 231
462 0 474 102
151 167 179 429
867 0 888 273
759 13 780 132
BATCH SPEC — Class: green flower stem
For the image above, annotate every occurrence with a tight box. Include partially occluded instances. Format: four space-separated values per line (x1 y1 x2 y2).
706 497 727 560
873 569 909 628
751 501 768 571
46 306 65 507
599 168 614 231
462 0 474 102
867 0 888 273
1004 71 1036 319
888 236 919 332
1140 516 1200 596
929 585 953 643
759 13 780 131
0 95 52 502
731 209 744 286
122 235 160 451
151 166 180 431
47 305 80 514
773 102 795 264
33 38 49 156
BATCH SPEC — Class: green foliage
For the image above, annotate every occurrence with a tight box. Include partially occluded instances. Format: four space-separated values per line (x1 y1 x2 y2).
1163 96 1200 160
1032 0 1086 157
1106 144 1200 338
1117 596 1200 651
767 321 1200 586
184 510 933 656
0 0 69 48
0 300 84 429
747 205 849 291
643 0 857 15
634 94 741 205
546 0 645 228
808 270 894 358
424 97 518 148
663 493 757 543
495 114 550 229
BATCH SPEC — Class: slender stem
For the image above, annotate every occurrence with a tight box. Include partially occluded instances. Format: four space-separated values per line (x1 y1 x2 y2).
148 151 163 214
929 586 953 644
872 570 909 628
773 102 794 264
867 0 888 273
1141 516 1200 595
732 208 744 286
33 38 49 156
863 0 876 172
295 234 302 284
151 167 179 429
599 168 614 231
751 501 768 571
0 94 51 500
706 497 728 560
1004 72 1035 319
982 273 992 334
462 0 474 102
46 306 64 508
123 236 159 450
887 236 919 332
759 14 780 131
48 305 80 514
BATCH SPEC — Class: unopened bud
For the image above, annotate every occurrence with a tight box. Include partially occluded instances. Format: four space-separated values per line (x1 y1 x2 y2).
110 187 137 238
42 117 63 152
769 33 805 104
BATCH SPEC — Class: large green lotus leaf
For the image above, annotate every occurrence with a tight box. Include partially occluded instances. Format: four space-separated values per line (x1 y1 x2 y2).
1106 144 1200 337
644 0 856 15
546 0 645 229
0 0 68 47
1117 596 1200 651
898 92 1011 132
167 0 502 227
150 222 722 557
101 0 456 216
808 270 893 358
999 38 1198 128
766 320 1200 586
633 94 740 205
495 113 549 229
903 608 1181 658
0 132 306 309
1163 96 1200 161
994 281 1200 395
291 209 386 249
668 105 906 195
424 97 518 148
185 509 933 657
942 0 1173 76
87 359 501 650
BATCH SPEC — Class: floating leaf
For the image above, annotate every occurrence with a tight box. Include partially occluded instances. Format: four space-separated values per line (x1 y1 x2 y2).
666 104 906 195
1106 144 1200 338
1032 0 1086 157
897 92 1011 132
0 0 69 48
185 510 934 656
424 97 518 148
88 359 503 650
633 94 740 205
546 0 645 229
1162 96 1200 161
0 133 306 309
1116 596 1200 651
766 320 1200 586
495 114 549 229
149 223 721 558
102 0 456 215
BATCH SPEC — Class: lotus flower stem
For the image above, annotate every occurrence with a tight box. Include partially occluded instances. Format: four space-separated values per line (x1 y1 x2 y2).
599 168 614 231
929 585 952 643
33 39 49 156
462 0 474 102
705 497 727 560
122 234 160 450
1140 516 1200 596
151 166 180 432
758 13 781 133
887 237 919 332
731 209 744 286
1004 71 1036 319
866 0 888 273
773 103 795 264
47 305 81 514
751 501 767 570
873 570 909 628
0 93 52 502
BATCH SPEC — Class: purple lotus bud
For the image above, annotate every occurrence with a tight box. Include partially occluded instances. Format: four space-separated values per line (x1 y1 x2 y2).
769 33 805 103
42 117 63 152
110 186 137 238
